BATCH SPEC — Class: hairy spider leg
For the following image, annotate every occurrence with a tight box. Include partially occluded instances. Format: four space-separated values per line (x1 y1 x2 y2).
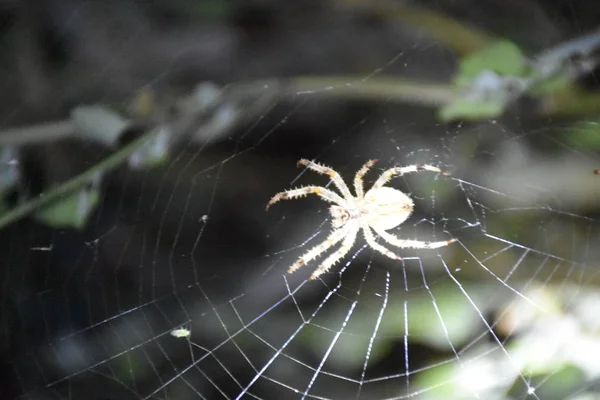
310 224 360 280
375 228 457 249
297 159 354 200
353 159 379 198
361 221 402 260
371 164 449 191
266 186 345 211
288 226 350 274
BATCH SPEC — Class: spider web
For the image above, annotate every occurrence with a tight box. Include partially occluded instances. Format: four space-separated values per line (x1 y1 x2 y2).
3 2 600 400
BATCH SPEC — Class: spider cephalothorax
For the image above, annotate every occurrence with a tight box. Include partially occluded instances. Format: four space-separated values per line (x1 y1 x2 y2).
266 159 456 280
329 205 350 229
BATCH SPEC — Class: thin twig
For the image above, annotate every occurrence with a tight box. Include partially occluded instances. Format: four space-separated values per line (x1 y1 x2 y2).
289 76 455 106
337 0 494 55
0 120 75 147
0 132 153 230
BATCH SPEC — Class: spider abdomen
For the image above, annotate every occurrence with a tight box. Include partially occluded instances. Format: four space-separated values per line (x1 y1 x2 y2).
364 187 414 231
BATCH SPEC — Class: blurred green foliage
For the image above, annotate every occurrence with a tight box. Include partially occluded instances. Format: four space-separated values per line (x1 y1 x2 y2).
34 187 100 229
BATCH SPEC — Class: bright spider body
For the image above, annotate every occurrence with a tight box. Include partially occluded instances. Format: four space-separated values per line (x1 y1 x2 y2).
266 159 456 280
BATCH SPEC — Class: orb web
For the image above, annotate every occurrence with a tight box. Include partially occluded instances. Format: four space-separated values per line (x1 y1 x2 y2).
1 2 600 400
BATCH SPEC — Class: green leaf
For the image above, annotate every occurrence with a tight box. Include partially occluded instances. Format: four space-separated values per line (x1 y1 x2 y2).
128 129 170 170
438 98 505 122
563 120 600 149
440 40 527 122
376 283 487 351
34 187 100 229
71 105 131 146
528 73 571 96
455 40 527 86
507 365 584 399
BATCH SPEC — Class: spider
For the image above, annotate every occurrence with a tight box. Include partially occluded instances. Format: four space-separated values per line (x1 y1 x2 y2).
266 159 457 280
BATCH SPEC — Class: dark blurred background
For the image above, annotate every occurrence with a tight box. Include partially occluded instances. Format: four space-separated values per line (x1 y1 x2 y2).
1 1 600 399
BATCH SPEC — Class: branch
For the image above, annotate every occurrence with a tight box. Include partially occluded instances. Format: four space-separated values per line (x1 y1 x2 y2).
0 131 153 230
0 120 74 147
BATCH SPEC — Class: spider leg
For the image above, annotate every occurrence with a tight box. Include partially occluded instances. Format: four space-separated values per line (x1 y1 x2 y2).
361 222 402 260
310 223 360 280
288 226 349 274
375 228 457 249
371 164 450 191
353 159 378 199
266 186 346 211
297 159 354 199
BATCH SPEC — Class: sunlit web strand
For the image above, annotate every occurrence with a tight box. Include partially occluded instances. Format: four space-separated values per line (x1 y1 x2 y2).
146 281 300 399
438 257 539 400
301 301 358 399
457 240 546 312
233 277 345 399
358 271 390 388
234 246 368 399
484 232 586 264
